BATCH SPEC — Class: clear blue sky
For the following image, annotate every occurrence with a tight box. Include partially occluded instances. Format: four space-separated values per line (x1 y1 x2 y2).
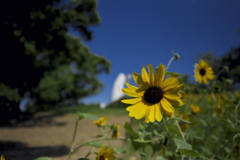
74 0 240 105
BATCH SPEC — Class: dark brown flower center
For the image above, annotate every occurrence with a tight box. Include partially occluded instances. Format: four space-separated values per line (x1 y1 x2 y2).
144 86 163 104
199 68 206 76
100 155 105 160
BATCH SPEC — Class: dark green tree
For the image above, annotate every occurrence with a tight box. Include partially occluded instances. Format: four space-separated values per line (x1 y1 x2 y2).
0 0 110 124
217 46 240 83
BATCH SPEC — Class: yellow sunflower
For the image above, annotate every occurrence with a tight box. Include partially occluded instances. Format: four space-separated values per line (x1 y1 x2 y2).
96 145 116 160
94 117 108 126
194 59 214 84
111 124 120 138
121 64 185 123
0 155 5 160
190 104 200 114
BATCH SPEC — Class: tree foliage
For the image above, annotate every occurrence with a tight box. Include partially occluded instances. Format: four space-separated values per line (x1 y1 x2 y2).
217 46 240 83
0 0 110 124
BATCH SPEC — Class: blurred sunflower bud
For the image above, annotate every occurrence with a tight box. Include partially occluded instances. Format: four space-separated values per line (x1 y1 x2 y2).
172 51 180 60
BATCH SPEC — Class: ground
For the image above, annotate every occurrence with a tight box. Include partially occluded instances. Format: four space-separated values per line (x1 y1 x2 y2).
0 112 131 160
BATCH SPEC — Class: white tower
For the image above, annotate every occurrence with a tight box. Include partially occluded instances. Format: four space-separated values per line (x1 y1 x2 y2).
110 73 131 103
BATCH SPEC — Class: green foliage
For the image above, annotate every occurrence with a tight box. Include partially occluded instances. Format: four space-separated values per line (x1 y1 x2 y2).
33 55 240 160
124 122 139 139
0 83 20 102
173 138 192 150
0 83 22 125
178 149 200 157
78 112 99 120
167 117 191 124
35 83 240 160
0 0 110 124
86 141 103 148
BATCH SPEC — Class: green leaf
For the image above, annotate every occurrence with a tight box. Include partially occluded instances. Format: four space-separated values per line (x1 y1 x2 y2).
124 122 139 139
168 117 191 123
35 157 52 160
168 126 181 135
179 149 200 157
86 141 102 148
173 138 192 150
184 133 203 140
78 112 99 120
116 147 127 153
227 121 240 133
198 118 207 127
124 122 134 134
140 152 150 159
133 139 159 143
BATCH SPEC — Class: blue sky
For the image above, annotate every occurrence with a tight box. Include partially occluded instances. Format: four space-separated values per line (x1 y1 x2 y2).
76 0 240 105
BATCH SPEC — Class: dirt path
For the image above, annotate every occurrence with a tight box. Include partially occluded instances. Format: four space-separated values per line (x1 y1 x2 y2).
0 112 130 160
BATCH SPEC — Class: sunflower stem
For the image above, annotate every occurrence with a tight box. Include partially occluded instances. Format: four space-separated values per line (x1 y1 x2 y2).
175 120 186 142
166 57 175 70
209 134 237 160
68 117 80 160
163 116 176 158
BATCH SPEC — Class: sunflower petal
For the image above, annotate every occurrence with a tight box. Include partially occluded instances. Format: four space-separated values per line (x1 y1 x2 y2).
207 74 214 80
207 67 214 73
161 107 174 118
161 98 174 113
148 64 154 86
127 103 142 117
121 97 142 104
125 83 139 90
122 88 144 97
194 63 200 69
135 103 148 119
164 93 180 100
203 77 209 84
155 104 162 122
142 66 150 84
167 84 184 93
155 64 165 86
145 111 150 123
133 72 149 90
199 59 208 67
148 106 155 122
144 107 151 123
164 96 185 106
162 75 181 91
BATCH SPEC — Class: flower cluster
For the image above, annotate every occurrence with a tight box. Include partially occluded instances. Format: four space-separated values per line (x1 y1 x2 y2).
32 55 240 160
